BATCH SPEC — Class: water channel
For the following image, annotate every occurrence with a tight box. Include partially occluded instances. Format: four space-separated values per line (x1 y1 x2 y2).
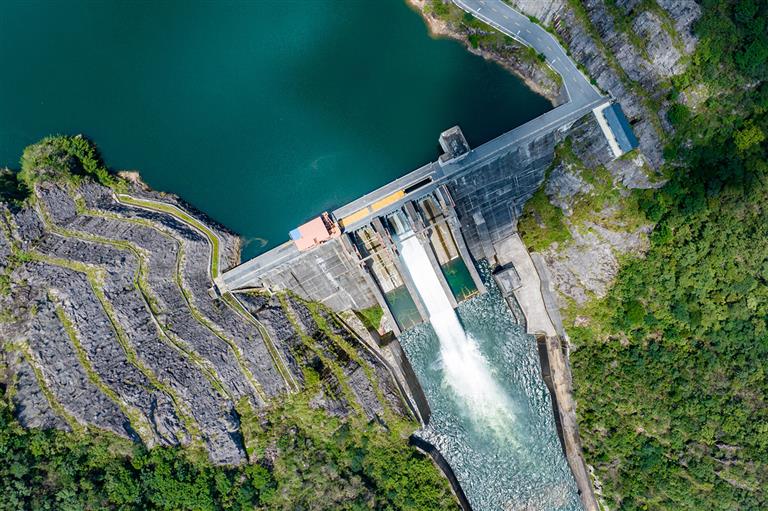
390 217 581 510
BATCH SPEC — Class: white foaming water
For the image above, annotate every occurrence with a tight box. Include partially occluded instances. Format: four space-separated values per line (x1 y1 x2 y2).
398 232 516 439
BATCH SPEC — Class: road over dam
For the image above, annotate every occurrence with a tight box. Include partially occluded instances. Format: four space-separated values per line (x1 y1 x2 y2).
217 0 608 292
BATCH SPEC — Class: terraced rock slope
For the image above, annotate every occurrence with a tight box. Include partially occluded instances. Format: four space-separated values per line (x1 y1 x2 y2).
0 137 412 466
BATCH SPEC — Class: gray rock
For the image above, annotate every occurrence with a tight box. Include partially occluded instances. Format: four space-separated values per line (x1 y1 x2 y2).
3 177 413 464
11 207 45 247
22 261 187 448
24 296 137 439
545 163 593 216
542 220 651 305
10 353 70 432
656 0 700 55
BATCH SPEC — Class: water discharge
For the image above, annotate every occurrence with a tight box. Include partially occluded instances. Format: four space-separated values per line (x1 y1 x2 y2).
395 227 582 510
397 232 517 441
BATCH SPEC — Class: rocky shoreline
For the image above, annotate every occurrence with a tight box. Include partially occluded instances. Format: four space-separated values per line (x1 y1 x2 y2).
407 0 566 105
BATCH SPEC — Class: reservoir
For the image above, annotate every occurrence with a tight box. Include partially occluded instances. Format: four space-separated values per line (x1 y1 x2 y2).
0 0 549 259
0 2 579 510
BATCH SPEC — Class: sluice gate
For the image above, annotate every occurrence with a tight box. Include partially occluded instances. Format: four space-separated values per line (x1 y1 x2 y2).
345 186 485 334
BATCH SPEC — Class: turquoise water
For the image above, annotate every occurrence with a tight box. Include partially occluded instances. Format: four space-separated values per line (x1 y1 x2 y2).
400 270 582 511
1 2 576 508
442 257 477 302
0 0 550 259
384 285 421 331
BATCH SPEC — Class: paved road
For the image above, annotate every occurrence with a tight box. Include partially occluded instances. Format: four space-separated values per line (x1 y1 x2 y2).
218 1 607 292
453 0 601 106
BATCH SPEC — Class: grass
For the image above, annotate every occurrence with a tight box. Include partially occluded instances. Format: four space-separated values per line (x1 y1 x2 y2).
307 301 397 423
109 196 289 401
277 293 365 417
101 201 295 395
357 304 384 331
47 184 295 399
33 196 235 395
517 186 571 252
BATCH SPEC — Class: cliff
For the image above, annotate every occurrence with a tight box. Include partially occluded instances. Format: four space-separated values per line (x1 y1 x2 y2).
506 0 700 309
413 2 704 509
411 1 701 308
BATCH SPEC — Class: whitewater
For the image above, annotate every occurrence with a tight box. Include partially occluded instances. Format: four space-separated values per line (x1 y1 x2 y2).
397 231 517 440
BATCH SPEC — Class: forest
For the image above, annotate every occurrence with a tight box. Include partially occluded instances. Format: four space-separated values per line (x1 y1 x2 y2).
0 389 456 510
570 1 767 509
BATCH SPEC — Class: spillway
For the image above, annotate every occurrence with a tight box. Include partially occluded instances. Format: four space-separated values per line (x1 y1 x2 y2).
397 232 516 439
395 229 582 510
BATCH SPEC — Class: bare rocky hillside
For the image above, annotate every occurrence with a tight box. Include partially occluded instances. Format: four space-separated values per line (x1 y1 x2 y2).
0 148 410 465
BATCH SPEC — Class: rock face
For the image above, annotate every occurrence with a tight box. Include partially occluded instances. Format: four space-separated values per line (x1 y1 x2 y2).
0 174 413 465
508 0 700 171
430 0 699 313
542 220 652 306
239 293 408 420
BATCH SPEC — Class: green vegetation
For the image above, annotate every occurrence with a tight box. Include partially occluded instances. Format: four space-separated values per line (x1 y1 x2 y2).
518 140 648 253
517 186 570 252
1 136 458 510
0 392 273 511
564 0 666 136
2 134 122 204
358 304 384 331
530 2 768 510
0 168 29 204
426 0 562 88
18 134 126 195
115 194 222 277
1 342 456 510
236 393 457 510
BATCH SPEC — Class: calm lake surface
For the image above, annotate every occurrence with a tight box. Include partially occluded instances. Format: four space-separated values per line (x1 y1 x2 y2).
0 0 549 259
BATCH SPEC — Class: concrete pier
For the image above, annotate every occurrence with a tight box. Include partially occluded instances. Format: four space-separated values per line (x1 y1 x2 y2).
340 234 402 337
418 231 458 309
447 215 486 295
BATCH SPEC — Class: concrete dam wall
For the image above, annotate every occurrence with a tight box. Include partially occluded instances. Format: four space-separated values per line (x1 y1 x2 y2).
448 130 559 263
216 115 601 318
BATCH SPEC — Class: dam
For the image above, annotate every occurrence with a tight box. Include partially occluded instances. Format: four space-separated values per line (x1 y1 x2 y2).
214 1 638 509
214 112 625 511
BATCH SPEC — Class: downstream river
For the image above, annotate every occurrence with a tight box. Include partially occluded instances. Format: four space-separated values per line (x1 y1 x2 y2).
1 2 578 510
400 270 582 511
0 0 549 259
